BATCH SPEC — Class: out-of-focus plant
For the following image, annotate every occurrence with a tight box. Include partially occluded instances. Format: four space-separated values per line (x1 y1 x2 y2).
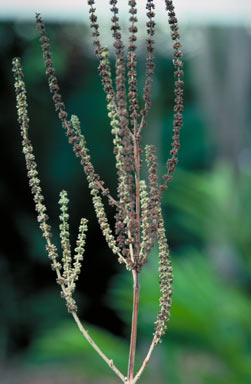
12 1 184 383
25 320 129 380
165 165 251 281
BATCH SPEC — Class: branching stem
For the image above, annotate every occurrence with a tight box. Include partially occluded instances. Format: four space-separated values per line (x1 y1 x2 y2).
14 0 184 380
49 236 126 383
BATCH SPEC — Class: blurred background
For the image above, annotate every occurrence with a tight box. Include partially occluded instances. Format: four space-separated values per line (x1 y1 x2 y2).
0 1 251 383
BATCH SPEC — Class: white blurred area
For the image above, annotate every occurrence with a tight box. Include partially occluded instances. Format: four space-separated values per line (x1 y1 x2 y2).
1 0 251 25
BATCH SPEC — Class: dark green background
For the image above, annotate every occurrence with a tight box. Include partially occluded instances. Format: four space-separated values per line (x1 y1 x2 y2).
0 17 250 384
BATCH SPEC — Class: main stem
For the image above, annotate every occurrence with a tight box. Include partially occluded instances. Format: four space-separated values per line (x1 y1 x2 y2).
127 269 140 383
128 118 141 382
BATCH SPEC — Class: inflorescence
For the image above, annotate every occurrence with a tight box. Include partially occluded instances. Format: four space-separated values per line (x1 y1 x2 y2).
13 0 183 381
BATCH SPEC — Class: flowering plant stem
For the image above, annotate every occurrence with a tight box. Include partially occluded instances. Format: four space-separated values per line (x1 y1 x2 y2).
128 270 140 382
127 116 142 382
12 0 184 382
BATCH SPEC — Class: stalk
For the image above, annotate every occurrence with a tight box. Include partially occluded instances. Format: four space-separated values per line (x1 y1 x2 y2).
127 269 140 383
132 339 155 384
13 0 184 381
127 117 141 382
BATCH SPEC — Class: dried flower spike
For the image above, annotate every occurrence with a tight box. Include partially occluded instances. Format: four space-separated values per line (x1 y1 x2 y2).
13 1 184 382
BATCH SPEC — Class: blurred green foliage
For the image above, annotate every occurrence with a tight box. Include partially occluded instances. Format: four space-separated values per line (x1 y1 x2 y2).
25 321 128 379
165 164 251 280
1 20 250 384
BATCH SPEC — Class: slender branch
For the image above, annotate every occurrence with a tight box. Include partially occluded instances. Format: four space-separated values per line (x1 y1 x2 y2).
132 339 156 384
71 311 127 383
134 119 141 264
127 269 140 383
137 115 146 137
128 229 135 264
51 245 127 383
95 176 133 220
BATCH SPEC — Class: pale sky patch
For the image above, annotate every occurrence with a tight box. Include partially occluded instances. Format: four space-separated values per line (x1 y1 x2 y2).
1 0 251 25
